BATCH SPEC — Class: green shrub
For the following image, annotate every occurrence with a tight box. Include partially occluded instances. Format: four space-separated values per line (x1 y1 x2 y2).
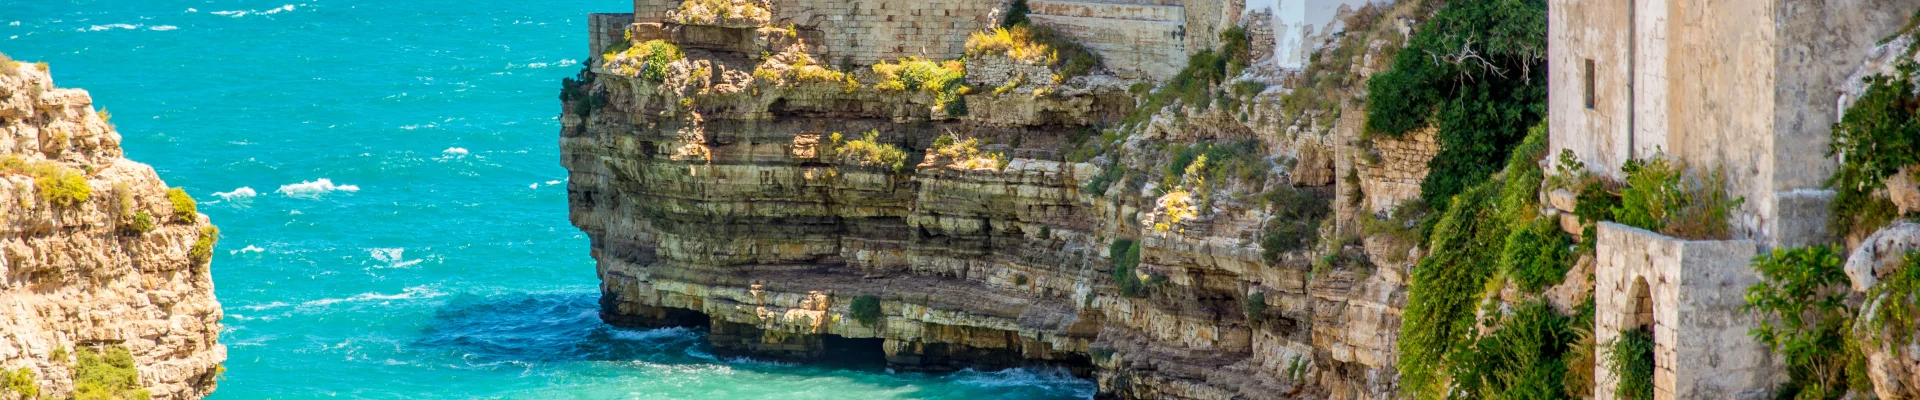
871 57 968 114
823 131 911 173
1864 252 1920 344
34 164 89 207
1243 291 1267 321
1110 239 1143 297
4 367 37 399
1611 156 1740 240
1014 274 1029 286
131 211 155 233
189 226 218 263
1083 162 1124 196
1259 185 1332 264
1497 122 1550 228
1397 180 1506 399
849 295 883 327
1606 328 1655 400
167 187 197 223
1000 0 1029 28
1445 301 1574 400
74 346 150 400
1499 217 1571 292
1744 245 1860 400
1828 61 1920 238
1122 26 1256 125
3 156 92 207
606 40 684 82
964 25 1101 78
1364 0 1547 210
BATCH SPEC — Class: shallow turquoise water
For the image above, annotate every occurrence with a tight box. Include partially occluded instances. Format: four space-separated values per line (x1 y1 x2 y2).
1 1 1094 398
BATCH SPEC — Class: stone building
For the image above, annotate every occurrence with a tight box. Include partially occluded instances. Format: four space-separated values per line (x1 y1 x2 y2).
1548 0 1920 397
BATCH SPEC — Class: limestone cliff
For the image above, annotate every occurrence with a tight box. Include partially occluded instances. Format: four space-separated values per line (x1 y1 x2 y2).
0 59 226 399
564 2 1419 398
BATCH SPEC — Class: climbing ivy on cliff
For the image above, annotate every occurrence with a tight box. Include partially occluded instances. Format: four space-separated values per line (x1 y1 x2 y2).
1363 0 1548 210
1397 178 1506 399
1399 123 1586 399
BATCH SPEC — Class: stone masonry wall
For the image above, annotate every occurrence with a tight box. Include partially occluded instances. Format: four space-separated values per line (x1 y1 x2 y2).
630 0 1005 65
1593 222 1777 400
1355 126 1434 214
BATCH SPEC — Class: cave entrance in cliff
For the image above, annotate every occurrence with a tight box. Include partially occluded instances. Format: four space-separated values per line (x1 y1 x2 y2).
816 335 890 368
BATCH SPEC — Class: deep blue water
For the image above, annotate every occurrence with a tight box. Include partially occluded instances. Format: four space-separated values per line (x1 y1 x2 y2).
1 1 1094 398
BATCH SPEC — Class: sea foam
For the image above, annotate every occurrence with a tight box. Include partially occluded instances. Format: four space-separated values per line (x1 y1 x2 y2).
277 179 359 198
214 187 257 200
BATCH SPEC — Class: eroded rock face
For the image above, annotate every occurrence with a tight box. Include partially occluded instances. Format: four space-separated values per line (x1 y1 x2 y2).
1846 222 1920 399
566 10 1408 397
0 63 225 399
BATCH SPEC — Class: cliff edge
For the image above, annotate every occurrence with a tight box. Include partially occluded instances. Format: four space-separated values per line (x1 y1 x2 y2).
0 56 226 399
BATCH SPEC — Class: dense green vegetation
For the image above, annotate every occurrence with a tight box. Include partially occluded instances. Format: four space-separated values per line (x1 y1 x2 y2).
1828 61 1920 238
823 131 912 173
3 367 37 399
3 156 91 207
1864 253 1920 346
1611 156 1740 240
1110 239 1143 297
1243 291 1266 321
74 346 150 400
849 295 883 327
1743 245 1869 399
1122 27 1254 126
1259 185 1331 264
131 211 155 234
189 226 219 264
605 40 685 83
1606 328 1655 400
1445 300 1583 399
964 25 1101 78
1396 122 1586 399
871 57 968 115
1397 179 1505 399
1364 0 1547 210
168 187 197 223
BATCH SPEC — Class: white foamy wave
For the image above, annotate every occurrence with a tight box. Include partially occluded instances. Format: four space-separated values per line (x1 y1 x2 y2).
442 147 468 157
301 286 442 307
545 180 561 185
231 245 265 254
186 8 197 12
723 356 793 366
213 186 257 200
611 327 699 342
240 301 289 311
948 367 1095 396
9 21 21 26
368 247 423 268
277 178 359 198
214 4 297 18
149 25 178 31
87 24 140 31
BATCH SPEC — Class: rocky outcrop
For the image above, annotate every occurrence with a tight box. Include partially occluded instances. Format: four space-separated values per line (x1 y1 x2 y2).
566 2 1414 397
1845 222 1920 399
0 60 225 399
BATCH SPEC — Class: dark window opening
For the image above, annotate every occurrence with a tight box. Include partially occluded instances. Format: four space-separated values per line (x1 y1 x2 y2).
1584 59 1597 110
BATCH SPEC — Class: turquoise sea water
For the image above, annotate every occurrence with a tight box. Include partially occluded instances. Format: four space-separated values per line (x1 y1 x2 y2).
2 1 1094 398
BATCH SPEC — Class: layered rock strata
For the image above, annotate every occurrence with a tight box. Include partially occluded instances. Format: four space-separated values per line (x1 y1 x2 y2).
0 61 226 399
